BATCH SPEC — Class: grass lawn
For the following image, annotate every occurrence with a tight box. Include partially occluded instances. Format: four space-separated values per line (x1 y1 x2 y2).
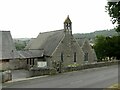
107 83 120 90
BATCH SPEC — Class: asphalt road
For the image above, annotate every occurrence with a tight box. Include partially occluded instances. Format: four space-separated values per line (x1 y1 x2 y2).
3 65 118 88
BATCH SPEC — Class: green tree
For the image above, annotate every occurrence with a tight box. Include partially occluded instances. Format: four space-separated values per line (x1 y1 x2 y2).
105 1 120 60
105 1 120 35
94 35 120 61
15 42 26 50
94 35 107 61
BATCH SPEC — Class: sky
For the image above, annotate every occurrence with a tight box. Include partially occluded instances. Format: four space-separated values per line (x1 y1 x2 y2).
0 0 115 38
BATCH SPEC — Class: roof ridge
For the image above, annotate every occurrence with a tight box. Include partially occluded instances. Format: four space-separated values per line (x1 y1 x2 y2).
39 29 64 34
0 31 10 32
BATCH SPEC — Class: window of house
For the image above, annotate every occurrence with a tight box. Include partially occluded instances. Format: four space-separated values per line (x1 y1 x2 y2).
84 53 88 61
2 59 9 62
27 59 29 64
33 59 34 65
30 59 31 65
74 52 76 62
61 53 63 62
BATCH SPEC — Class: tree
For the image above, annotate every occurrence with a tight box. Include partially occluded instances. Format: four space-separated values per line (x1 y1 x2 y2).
94 35 107 61
105 1 120 60
15 42 26 50
105 1 120 35
94 35 120 61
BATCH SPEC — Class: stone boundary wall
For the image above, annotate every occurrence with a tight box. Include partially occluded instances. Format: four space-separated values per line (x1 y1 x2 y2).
63 60 120 72
1 70 12 83
1 59 27 71
28 68 56 77
28 60 119 77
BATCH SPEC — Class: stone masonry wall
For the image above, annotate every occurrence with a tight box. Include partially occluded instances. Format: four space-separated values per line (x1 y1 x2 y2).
1 59 27 70
82 40 97 64
51 33 84 70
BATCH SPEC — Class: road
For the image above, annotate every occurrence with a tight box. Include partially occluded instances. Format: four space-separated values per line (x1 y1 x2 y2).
3 65 118 88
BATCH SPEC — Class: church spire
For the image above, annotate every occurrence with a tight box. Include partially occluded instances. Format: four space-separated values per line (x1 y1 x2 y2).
64 15 72 35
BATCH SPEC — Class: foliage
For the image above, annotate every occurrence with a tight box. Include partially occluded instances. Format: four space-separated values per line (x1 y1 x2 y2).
107 83 120 90
14 41 27 50
94 36 107 61
94 35 120 61
105 1 120 34
67 63 80 67
14 39 30 50
105 1 120 60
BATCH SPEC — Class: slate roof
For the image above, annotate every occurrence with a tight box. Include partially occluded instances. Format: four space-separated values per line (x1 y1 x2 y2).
76 38 93 50
75 38 86 47
0 31 19 60
25 38 36 50
26 29 65 56
18 49 44 59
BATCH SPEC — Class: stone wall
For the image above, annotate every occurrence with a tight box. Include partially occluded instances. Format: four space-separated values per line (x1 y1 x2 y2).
51 34 84 70
28 68 56 77
82 40 97 64
63 60 119 72
1 70 12 83
1 59 27 71
26 60 119 77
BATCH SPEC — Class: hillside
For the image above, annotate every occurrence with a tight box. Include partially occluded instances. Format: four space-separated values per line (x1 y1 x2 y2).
73 29 118 40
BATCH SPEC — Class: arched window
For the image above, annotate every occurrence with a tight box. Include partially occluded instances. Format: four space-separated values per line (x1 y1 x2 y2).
84 53 88 61
61 53 63 62
74 52 76 62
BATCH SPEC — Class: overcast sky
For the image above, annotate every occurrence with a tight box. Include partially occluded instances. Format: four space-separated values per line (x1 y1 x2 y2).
0 0 115 38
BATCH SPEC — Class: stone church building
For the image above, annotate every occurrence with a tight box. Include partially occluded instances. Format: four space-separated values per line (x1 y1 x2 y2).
0 16 97 71
25 16 97 71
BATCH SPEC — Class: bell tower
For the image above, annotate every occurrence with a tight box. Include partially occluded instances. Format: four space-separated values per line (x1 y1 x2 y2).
64 15 72 35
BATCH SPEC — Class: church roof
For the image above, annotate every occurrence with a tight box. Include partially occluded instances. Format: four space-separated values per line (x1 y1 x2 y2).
75 38 86 47
76 38 92 49
64 15 72 23
0 31 19 60
26 29 65 56
18 49 44 59
25 38 36 50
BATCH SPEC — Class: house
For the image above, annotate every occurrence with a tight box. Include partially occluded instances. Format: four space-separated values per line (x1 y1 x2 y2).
0 31 26 70
25 16 97 72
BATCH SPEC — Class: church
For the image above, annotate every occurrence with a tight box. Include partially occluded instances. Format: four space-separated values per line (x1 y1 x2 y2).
0 16 97 72
24 16 97 72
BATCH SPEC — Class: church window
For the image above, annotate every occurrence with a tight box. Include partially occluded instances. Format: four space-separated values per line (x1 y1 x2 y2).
61 53 63 62
84 53 88 61
74 52 76 62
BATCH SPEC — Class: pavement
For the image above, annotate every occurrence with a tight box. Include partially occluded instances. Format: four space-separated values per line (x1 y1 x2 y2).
6 69 48 83
2 65 119 88
12 69 29 80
